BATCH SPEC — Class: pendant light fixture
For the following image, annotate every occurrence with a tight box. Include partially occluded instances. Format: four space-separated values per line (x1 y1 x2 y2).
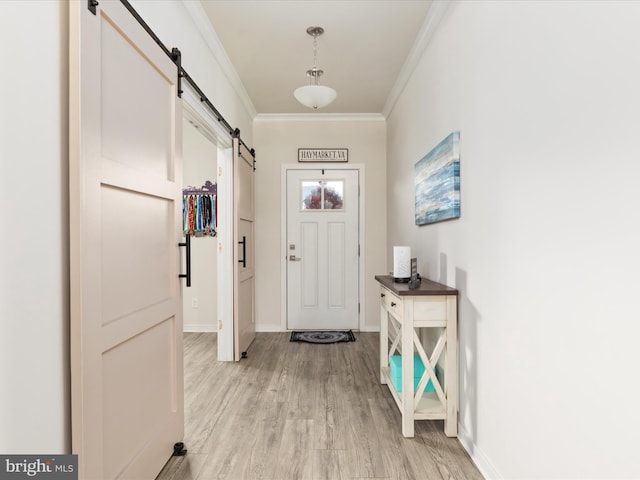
294 26 337 110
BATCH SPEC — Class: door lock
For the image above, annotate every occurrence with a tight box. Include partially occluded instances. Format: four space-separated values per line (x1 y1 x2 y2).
289 255 301 261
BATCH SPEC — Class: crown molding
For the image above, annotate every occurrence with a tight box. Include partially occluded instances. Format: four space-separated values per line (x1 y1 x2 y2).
254 113 386 123
181 0 257 119
382 0 451 119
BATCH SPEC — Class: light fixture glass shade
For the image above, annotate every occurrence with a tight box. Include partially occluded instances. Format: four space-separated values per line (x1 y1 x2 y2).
294 85 337 109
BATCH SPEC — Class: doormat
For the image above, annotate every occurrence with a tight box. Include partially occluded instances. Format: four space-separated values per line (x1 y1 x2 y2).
290 330 356 344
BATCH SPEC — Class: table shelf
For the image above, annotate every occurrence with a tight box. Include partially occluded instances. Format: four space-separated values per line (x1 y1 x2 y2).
381 367 446 418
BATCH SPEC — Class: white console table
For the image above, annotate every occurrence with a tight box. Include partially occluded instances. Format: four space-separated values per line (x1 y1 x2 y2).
375 275 458 438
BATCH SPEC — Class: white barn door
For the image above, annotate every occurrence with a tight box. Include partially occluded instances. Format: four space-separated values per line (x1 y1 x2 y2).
69 2 184 478
233 138 256 359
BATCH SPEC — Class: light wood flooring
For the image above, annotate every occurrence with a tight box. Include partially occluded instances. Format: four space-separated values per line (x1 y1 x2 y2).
156 332 483 480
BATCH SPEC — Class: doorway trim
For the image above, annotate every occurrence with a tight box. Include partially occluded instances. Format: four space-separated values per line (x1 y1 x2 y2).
280 163 365 332
182 85 234 361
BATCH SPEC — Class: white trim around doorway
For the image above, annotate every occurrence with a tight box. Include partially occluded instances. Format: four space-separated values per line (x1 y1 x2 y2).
182 85 234 361
280 163 366 332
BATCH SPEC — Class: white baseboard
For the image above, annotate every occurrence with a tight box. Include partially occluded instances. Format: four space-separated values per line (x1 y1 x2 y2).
359 325 380 332
256 325 284 333
256 326 380 333
458 423 501 480
183 324 216 333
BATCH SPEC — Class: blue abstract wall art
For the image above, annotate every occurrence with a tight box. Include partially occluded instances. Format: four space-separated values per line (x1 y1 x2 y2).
415 131 460 225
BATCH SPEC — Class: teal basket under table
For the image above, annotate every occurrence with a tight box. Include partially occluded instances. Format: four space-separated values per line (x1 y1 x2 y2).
389 355 435 393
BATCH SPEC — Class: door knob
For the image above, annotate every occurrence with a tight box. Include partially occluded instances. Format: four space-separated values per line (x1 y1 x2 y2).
289 255 301 261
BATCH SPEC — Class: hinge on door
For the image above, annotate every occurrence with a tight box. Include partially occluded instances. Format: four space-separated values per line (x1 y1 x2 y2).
358 244 360 256
358 303 361 313
88 0 98 14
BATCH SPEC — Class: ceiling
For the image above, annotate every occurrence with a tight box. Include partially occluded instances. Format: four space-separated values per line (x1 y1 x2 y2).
199 0 433 115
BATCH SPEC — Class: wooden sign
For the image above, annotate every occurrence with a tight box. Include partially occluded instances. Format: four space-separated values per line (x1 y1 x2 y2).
298 148 348 163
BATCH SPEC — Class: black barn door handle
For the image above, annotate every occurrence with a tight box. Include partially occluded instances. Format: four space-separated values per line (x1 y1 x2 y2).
179 234 191 287
238 236 246 268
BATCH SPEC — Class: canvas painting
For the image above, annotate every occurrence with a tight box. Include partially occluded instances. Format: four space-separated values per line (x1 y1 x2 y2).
415 131 460 225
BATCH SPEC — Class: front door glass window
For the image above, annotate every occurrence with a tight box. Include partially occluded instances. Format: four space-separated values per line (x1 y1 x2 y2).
301 180 344 211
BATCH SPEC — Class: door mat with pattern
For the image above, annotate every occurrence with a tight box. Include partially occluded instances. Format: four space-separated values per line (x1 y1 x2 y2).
290 330 356 344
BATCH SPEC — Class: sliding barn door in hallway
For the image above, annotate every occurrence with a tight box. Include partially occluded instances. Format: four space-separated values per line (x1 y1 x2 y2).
69 2 183 478
233 138 256 359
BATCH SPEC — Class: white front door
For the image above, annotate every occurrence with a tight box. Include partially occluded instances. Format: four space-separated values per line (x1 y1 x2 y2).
69 2 183 478
233 138 256 359
286 169 359 330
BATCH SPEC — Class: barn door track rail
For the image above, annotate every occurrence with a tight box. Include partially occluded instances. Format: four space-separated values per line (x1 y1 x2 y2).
87 0 256 163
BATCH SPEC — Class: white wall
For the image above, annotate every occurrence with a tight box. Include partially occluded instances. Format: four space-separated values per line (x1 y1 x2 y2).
182 119 218 332
253 117 387 332
387 1 640 478
0 1 70 453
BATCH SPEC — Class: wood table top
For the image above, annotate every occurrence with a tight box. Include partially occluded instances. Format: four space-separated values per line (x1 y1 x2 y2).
375 275 458 296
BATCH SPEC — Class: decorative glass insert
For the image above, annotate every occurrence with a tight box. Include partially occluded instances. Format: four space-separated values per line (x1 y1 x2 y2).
301 180 344 211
